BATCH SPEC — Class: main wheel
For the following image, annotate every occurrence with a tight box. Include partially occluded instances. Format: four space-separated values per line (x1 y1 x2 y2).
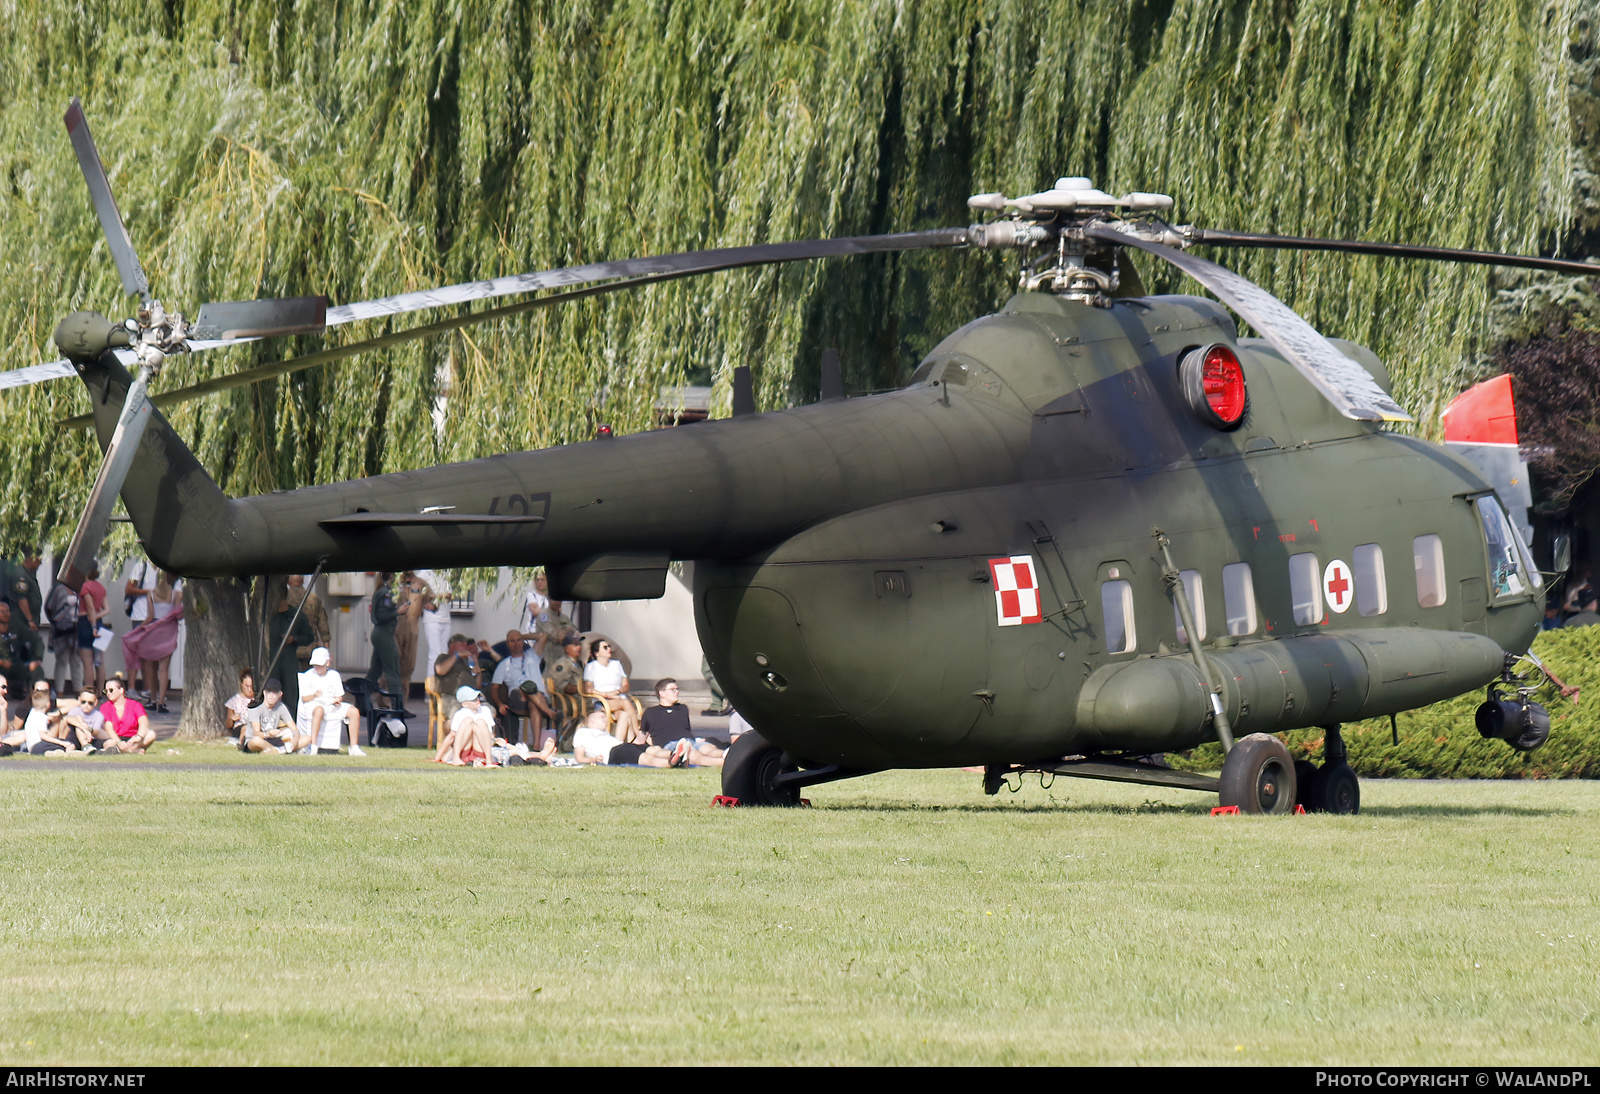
721 729 801 807
1218 733 1297 815
1306 761 1361 814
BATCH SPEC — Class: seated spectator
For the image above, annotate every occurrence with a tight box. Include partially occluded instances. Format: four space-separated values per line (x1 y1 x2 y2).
225 668 260 739
99 675 155 753
582 639 639 742
298 648 365 757
640 679 725 766
435 686 497 766
311 691 363 755
241 678 304 753
490 629 557 746
0 684 77 755
433 633 484 725
63 688 112 751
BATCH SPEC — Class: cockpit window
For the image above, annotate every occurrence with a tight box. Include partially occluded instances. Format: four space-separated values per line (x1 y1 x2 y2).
1475 496 1534 598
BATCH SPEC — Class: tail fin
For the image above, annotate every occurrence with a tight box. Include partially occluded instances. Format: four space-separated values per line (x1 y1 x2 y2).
75 349 239 576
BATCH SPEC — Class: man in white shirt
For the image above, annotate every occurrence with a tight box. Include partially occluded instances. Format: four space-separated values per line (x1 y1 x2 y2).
121 556 157 700
490 629 556 746
297 647 365 756
412 569 453 677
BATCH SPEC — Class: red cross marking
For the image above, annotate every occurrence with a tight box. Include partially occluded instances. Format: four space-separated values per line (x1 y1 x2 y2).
1327 566 1350 606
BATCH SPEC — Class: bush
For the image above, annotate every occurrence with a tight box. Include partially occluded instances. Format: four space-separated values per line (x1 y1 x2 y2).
1171 627 1600 779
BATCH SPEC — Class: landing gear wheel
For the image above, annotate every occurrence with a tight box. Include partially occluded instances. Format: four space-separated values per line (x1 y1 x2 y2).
1306 761 1361 814
1294 760 1318 810
1218 733 1297 815
721 729 801 807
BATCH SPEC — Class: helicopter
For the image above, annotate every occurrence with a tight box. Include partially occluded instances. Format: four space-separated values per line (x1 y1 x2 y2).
15 101 1595 815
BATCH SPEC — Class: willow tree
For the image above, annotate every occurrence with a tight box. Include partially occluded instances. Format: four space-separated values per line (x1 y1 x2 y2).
0 0 1578 734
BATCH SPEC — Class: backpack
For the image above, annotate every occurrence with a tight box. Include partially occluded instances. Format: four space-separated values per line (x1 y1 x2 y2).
45 582 78 633
124 562 147 617
374 715 409 749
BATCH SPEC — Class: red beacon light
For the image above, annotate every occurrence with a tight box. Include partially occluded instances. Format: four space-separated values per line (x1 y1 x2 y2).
1180 343 1247 429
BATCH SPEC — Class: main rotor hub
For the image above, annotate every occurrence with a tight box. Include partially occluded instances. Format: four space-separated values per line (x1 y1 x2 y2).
966 176 1187 305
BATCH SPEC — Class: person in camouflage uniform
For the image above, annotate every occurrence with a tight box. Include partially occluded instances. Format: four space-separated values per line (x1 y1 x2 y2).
0 600 43 722
7 551 43 667
534 600 575 660
286 574 331 670
546 633 585 698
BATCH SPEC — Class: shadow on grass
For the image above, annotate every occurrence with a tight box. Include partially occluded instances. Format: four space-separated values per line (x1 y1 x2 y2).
814 799 1214 815
1358 804 1578 818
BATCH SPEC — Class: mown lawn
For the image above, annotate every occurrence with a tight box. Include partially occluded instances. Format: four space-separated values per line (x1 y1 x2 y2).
0 744 1595 1065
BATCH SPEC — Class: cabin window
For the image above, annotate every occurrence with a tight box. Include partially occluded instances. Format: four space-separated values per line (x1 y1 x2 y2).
1474 496 1532 599
1222 562 1257 636
1289 553 1323 625
1353 543 1387 617
1173 570 1206 644
1101 580 1136 654
1414 534 1447 607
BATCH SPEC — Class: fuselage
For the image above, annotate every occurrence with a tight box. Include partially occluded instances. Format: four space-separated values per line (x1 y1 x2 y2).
92 290 1541 768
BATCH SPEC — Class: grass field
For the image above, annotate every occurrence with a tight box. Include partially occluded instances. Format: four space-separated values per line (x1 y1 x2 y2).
0 743 1596 1065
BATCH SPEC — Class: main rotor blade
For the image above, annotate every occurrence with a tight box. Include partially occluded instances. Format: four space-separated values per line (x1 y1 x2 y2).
322 228 969 328
192 295 328 340
56 365 157 592
1190 229 1600 278
63 98 150 304
1087 226 1412 423
60 228 970 424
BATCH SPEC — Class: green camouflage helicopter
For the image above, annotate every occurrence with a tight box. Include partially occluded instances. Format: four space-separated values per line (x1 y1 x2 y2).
17 101 1594 814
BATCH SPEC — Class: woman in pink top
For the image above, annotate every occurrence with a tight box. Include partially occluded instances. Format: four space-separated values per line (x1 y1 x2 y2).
77 562 108 697
99 675 154 753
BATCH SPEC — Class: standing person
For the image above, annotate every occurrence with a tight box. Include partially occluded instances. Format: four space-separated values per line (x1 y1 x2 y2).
77 561 108 697
0 600 43 723
122 555 156 700
43 564 81 696
412 569 452 676
368 571 403 702
267 589 314 709
395 570 425 694
286 574 331 672
10 548 43 638
521 570 551 634
99 674 155 753
141 572 182 712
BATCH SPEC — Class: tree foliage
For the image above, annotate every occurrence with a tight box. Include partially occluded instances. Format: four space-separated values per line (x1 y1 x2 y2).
0 0 1576 556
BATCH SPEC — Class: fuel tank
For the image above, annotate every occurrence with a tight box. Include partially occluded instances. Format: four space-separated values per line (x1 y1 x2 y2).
1073 628 1507 752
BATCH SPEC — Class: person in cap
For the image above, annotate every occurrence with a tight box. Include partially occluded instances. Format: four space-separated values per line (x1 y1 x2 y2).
546 633 585 699
432 633 483 723
298 647 365 757
241 678 304 753
435 685 498 766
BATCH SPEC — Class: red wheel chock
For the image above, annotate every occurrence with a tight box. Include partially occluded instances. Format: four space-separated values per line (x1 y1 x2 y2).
1211 804 1308 816
712 795 741 807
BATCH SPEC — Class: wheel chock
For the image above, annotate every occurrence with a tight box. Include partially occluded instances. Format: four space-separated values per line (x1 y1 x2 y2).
1211 804 1308 816
712 795 741 807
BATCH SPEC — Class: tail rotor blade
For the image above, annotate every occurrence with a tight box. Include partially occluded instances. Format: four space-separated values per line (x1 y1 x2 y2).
63 98 150 304
56 367 156 592
192 296 328 340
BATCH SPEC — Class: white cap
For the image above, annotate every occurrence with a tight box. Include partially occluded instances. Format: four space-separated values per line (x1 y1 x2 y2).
455 685 483 703
309 647 330 666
